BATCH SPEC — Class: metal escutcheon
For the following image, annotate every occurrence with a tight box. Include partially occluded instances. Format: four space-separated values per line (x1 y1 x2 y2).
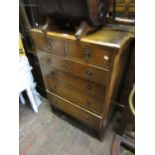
83 49 91 61
87 84 92 90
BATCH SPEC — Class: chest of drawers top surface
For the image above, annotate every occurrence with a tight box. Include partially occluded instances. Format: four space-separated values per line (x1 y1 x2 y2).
31 25 132 49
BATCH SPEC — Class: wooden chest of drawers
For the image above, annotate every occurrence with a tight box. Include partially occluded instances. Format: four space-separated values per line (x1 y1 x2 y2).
31 25 132 133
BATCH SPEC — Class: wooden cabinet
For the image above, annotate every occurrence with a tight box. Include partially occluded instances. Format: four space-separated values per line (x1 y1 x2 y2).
31 26 132 133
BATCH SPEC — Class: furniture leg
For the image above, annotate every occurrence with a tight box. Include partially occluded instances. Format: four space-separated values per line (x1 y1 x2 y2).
75 21 94 40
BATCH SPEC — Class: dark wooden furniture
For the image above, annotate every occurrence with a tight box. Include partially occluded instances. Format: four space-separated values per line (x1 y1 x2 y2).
39 0 111 26
31 25 133 134
38 0 111 39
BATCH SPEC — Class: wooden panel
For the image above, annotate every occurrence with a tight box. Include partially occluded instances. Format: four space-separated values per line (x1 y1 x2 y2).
66 41 115 69
47 91 102 130
31 31 48 51
122 68 135 89
37 50 110 86
31 31 66 56
129 45 135 68
45 77 104 115
119 88 131 105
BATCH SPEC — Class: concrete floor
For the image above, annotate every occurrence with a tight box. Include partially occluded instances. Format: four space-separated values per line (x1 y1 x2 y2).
19 96 116 155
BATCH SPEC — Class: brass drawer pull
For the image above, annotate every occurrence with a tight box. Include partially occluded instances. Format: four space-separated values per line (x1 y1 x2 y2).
86 69 93 79
83 49 91 60
47 40 53 50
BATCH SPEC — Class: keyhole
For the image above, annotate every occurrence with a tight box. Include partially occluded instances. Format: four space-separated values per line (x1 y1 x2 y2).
86 116 90 121
50 70 55 76
86 99 91 106
53 85 56 90
47 58 51 64
87 84 92 90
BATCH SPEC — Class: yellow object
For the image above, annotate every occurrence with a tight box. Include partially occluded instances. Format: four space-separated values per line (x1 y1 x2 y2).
19 33 26 56
129 85 135 115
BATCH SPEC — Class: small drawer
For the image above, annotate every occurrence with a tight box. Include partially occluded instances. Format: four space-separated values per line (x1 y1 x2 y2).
66 41 116 69
47 91 102 130
31 31 66 56
45 78 104 115
46 37 66 56
60 58 110 86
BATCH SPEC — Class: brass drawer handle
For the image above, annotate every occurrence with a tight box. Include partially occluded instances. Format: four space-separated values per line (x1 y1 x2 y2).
83 49 91 61
86 69 93 79
47 40 53 50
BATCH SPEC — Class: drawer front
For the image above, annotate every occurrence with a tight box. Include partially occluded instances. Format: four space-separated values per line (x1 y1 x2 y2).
37 50 110 86
31 32 66 56
45 78 104 115
66 41 115 69
47 91 102 130
44 69 106 102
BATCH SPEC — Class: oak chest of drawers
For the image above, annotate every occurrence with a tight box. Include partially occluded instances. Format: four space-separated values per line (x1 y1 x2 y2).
31 25 132 134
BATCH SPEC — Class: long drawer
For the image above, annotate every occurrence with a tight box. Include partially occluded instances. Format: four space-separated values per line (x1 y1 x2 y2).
45 77 104 115
44 69 106 102
37 50 110 86
47 91 102 130
66 41 116 69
